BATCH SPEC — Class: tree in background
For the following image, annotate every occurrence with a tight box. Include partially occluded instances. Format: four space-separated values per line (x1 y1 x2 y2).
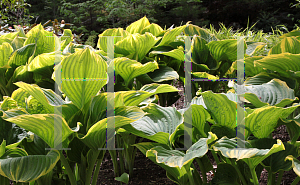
0 0 33 26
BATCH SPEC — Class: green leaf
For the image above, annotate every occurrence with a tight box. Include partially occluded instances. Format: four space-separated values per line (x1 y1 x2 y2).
149 48 184 61
231 79 296 106
245 42 266 56
245 105 300 138
232 56 264 77
28 52 61 77
97 28 129 52
254 53 300 78
141 23 164 37
184 104 211 137
207 39 239 62
5 114 76 148
0 150 60 182
213 137 285 168
7 44 35 69
0 42 13 67
147 132 217 169
280 30 300 38
134 142 189 185
126 16 150 34
192 37 219 70
80 116 135 150
156 25 187 47
114 57 158 86
250 138 298 172
269 37 300 55
184 24 218 42
285 155 300 176
123 104 183 145
201 91 237 129
192 72 219 80
57 48 107 109
115 173 129 184
115 33 159 61
24 24 60 56
116 83 178 106
145 66 179 83
14 82 54 112
60 29 72 51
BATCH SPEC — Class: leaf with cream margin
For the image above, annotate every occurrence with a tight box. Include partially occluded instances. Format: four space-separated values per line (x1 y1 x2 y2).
114 57 158 86
0 150 60 182
122 103 183 146
0 42 13 67
213 137 285 168
245 104 300 138
146 132 217 169
114 33 160 61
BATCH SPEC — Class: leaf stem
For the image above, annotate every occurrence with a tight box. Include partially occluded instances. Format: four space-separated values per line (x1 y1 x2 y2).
231 159 247 185
276 171 284 185
59 151 77 185
195 158 207 184
85 150 100 185
249 165 259 185
91 159 102 185
291 176 300 185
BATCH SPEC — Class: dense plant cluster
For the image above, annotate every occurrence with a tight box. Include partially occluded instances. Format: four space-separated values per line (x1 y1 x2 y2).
1 17 300 185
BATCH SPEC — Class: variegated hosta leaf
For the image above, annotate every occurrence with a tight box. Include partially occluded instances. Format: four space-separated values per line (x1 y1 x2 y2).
149 48 184 61
232 56 265 77
134 142 190 185
207 39 239 62
115 33 160 61
280 30 300 38
7 43 35 69
14 82 66 113
230 79 296 106
285 155 300 176
184 104 211 137
213 137 285 168
0 150 60 182
80 116 136 150
192 72 219 80
126 16 150 34
0 97 18 111
5 114 76 148
60 29 73 51
24 24 60 56
269 37 300 55
28 52 63 77
0 42 13 67
62 42 95 55
245 104 300 138
184 24 218 42
116 83 179 106
97 28 129 52
147 132 217 169
141 23 164 36
123 104 183 145
254 53 300 78
191 37 219 70
201 91 237 129
156 25 187 47
56 48 107 109
250 138 299 172
114 57 158 86
143 66 179 83
245 42 266 56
